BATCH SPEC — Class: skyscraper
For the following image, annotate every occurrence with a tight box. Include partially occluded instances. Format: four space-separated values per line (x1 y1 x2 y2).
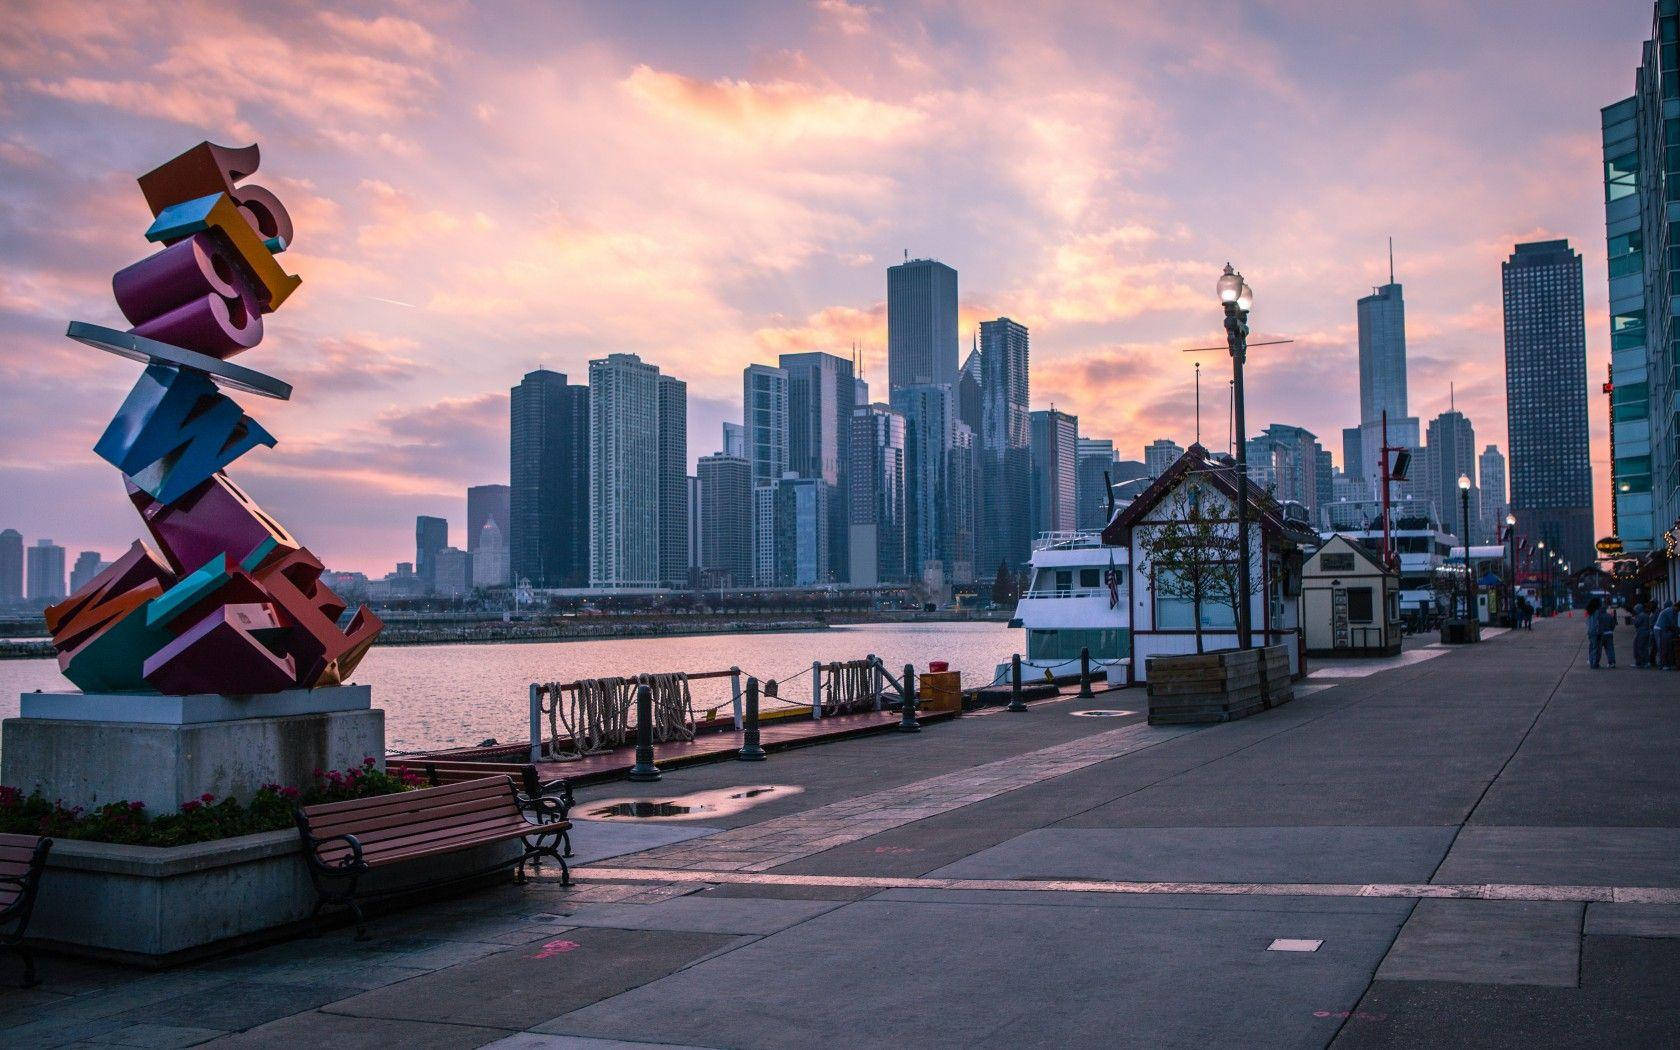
1144 439 1184 478
588 353 664 589
743 364 789 585
887 258 958 393
1425 411 1478 541
1603 24 1678 596
892 384 952 581
772 475 829 587
69 551 103 594
1075 438 1116 531
698 453 753 587
415 515 448 591
1479 445 1508 545
510 369 588 588
0 529 22 602
1503 240 1594 570
781 351 854 582
656 373 689 587
978 318 1030 576
1248 424 1325 517
26 539 64 602
849 403 907 585
687 475 701 581
1030 409 1079 538
467 484 511 587
1355 263 1422 490
721 421 745 459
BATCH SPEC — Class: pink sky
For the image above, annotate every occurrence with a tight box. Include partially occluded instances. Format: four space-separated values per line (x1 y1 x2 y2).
0 0 1647 575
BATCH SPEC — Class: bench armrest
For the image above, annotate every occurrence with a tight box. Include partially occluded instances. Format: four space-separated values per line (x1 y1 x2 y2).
516 791 570 825
298 829 366 871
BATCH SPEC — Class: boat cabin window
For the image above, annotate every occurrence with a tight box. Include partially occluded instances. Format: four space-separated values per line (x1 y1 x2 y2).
1055 570 1072 592
1079 568 1101 588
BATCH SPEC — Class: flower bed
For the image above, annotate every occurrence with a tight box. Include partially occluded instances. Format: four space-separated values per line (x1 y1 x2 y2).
0 757 422 847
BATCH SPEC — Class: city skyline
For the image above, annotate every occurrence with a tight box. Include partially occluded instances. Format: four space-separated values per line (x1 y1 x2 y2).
0 1 1642 574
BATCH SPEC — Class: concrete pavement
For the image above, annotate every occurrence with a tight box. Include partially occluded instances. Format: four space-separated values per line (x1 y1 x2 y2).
1 616 1675 1048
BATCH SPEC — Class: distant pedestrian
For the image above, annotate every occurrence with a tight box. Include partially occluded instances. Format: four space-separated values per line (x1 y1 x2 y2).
1633 604 1654 669
1655 600 1678 671
1587 598 1605 668
1592 602 1617 668
1522 597 1535 629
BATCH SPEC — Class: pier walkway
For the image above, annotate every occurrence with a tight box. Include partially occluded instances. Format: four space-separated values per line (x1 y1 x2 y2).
3 616 1677 1048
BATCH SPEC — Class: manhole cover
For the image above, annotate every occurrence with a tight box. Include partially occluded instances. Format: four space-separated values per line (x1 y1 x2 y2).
1071 709 1135 718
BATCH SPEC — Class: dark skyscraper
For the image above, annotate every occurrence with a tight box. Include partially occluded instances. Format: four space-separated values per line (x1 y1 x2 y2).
1503 240 1593 570
887 258 958 393
781 351 854 581
849 402 907 584
415 515 447 590
1425 411 1478 540
979 317 1030 575
697 453 752 587
510 368 588 588
0 529 21 602
656 373 689 588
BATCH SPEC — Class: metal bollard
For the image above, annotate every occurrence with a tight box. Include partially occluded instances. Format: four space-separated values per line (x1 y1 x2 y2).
1007 653 1027 712
627 682 662 782
738 676 767 761
897 662 921 733
812 660 823 721
1078 646 1095 699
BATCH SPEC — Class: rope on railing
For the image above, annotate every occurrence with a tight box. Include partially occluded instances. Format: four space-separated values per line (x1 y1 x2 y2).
642 672 697 743
820 659 877 716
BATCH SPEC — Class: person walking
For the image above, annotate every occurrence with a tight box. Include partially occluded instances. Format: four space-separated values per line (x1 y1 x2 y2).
1586 597 1608 669
1632 604 1654 668
1594 601 1618 668
1654 600 1678 670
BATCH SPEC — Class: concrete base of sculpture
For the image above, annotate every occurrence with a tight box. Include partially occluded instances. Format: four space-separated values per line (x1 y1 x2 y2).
2 685 384 812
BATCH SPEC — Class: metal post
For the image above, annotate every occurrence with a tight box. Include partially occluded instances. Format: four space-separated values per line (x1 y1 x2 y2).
528 683 542 763
897 662 921 733
730 667 743 731
627 682 662 782
1008 653 1027 712
1227 300 1253 650
868 654 882 711
1078 646 1095 698
812 660 822 721
738 676 766 761
1461 487 1474 629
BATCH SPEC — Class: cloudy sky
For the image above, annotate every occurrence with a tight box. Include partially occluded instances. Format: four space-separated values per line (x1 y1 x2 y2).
0 0 1650 575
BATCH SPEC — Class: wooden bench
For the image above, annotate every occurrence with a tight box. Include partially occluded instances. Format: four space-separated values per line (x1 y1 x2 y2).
294 777 569 934
387 760 574 857
0 833 52 987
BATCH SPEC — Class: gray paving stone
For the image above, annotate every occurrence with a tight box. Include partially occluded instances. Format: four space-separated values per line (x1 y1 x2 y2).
926 826 1458 884
202 1011 512 1049
564 821 723 865
1433 826 1680 887
324 929 739 1030
1376 899 1582 987
483 1034 723 1049
1585 902 1680 938
551 896 842 934
535 897 1405 1050
112 982 358 1035
81 1023 226 1047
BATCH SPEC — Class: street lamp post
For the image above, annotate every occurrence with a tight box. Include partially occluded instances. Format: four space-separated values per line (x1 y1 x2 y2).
1504 513 1516 625
1218 264 1255 650
1459 475 1474 629
1536 540 1547 615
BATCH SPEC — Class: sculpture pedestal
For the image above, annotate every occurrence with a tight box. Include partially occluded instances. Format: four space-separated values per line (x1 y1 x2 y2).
2 685 383 813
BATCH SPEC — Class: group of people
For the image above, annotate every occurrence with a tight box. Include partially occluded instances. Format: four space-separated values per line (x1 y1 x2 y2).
1587 596 1680 669
1512 595 1536 629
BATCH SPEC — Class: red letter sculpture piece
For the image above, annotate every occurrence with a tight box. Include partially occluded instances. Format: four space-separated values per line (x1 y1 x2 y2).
52 140 382 699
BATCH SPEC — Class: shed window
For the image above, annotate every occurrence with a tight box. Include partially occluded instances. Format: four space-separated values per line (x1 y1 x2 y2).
1347 587 1374 623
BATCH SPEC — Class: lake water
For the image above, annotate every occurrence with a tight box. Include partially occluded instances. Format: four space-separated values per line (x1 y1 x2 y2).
0 621 1018 754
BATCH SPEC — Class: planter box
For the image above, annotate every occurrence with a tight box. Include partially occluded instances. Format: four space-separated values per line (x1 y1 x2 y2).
27 829 523 966
1145 645 1292 725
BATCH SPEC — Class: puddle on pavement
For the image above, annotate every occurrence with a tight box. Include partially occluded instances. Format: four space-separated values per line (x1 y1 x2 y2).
583 784 803 821
1071 709 1136 718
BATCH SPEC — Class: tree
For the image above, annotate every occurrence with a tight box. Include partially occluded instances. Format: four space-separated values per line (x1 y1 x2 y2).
990 561 1019 606
1142 484 1248 653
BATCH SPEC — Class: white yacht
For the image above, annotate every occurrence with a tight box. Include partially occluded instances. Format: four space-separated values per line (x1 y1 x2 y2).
1001 531 1131 684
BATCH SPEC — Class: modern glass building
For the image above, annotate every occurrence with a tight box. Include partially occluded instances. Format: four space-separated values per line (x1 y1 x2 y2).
848 402 907 585
656 374 689 588
772 475 829 587
0 529 22 602
887 258 959 394
891 383 953 582
743 364 789 586
1603 5 1679 599
588 353 667 589
1478 445 1507 545
781 351 854 583
510 369 588 588
414 515 448 592
697 453 753 588
1075 438 1116 531
1502 240 1595 573
979 317 1031 576
1029 409 1079 538
1423 411 1478 544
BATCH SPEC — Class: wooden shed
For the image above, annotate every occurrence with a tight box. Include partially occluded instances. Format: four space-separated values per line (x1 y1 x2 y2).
1302 533 1401 657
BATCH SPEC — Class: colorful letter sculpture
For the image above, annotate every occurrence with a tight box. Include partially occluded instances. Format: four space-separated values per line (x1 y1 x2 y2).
48 141 382 697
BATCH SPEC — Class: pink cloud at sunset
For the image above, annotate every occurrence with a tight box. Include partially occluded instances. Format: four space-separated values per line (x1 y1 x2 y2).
0 0 1647 574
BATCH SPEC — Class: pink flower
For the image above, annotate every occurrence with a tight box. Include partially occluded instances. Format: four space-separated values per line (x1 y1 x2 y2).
200 793 216 804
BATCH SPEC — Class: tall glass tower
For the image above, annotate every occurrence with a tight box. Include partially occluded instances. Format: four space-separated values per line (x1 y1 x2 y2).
887 258 959 393
510 369 588 588
1503 240 1594 572
979 317 1030 575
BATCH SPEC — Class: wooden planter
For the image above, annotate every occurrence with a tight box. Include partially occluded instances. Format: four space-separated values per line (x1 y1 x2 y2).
1145 645 1292 725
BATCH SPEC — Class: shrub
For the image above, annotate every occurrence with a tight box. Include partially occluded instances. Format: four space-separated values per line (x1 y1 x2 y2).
0 758 426 847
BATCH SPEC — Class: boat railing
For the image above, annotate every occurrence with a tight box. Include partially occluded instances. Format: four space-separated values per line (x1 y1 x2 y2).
1032 530 1107 550
1017 587 1117 601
